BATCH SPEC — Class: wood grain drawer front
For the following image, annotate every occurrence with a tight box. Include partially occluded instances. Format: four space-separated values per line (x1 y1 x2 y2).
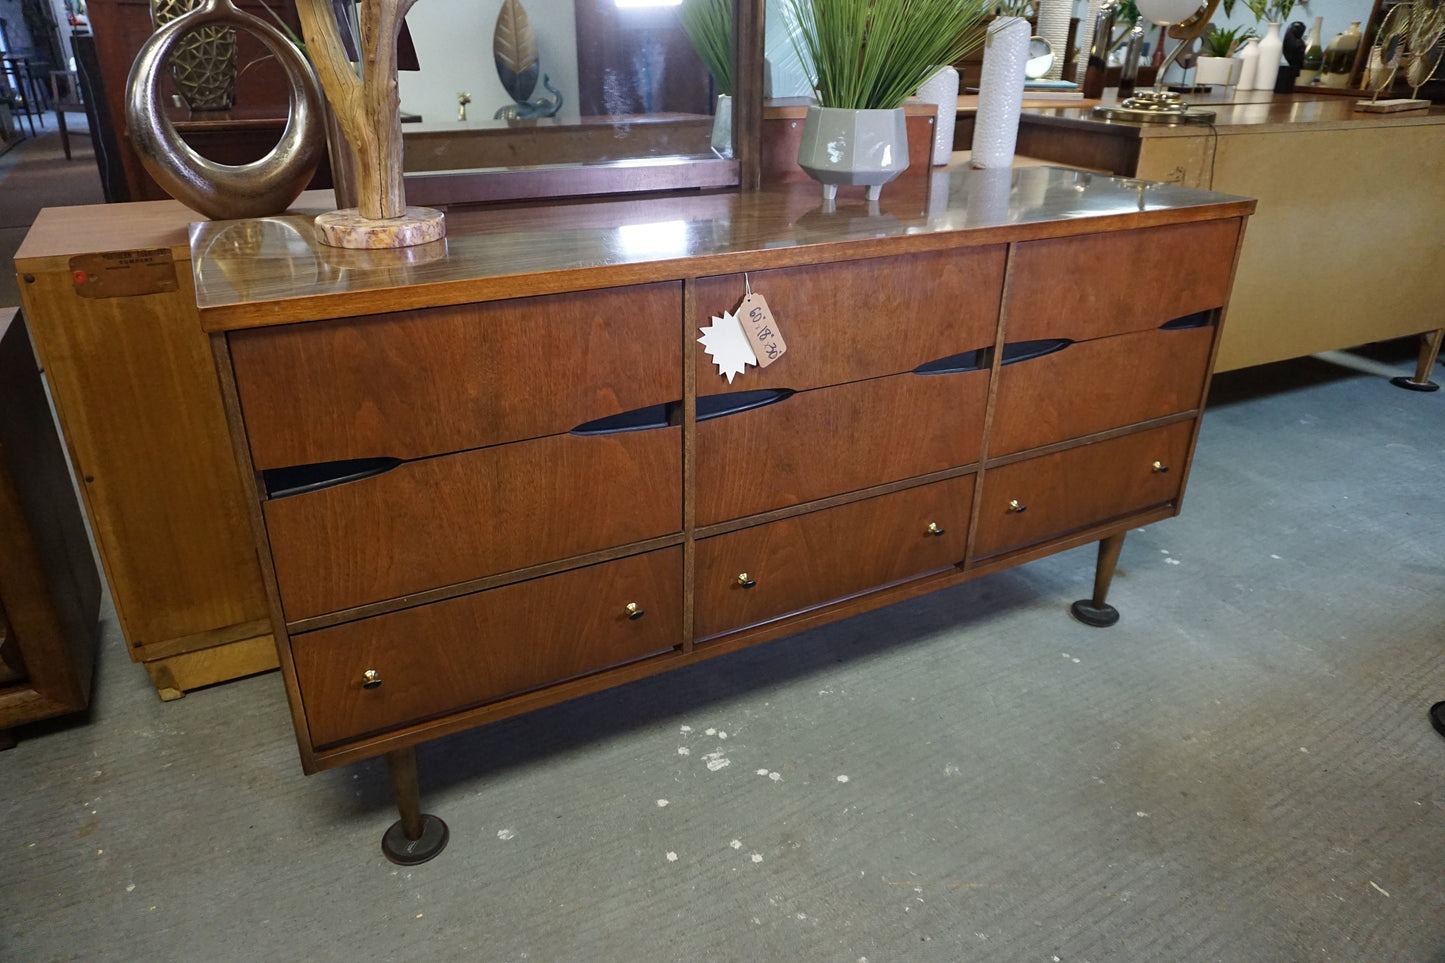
972 421 1194 560
264 427 682 621
229 282 682 470
1004 219 1239 343
694 475 974 639
692 247 1004 395
292 547 683 748
697 369 988 525
989 325 1214 457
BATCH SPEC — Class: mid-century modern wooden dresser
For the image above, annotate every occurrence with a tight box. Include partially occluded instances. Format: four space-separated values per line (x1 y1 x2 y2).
191 167 1253 863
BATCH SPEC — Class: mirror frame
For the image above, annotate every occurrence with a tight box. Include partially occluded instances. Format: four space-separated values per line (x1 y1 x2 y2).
390 0 767 205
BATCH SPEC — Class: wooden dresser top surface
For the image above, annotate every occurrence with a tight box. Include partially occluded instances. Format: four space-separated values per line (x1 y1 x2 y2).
185 167 1251 331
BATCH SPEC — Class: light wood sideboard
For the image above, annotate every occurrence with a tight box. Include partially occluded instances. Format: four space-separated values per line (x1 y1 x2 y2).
189 168 1253 863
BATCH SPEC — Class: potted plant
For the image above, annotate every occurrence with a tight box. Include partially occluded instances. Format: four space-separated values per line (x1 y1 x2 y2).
786 0 989 200
1196 24 1251 85
679 0 734 157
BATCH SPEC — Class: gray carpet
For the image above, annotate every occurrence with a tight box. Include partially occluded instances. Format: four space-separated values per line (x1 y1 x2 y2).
2 349 1442 963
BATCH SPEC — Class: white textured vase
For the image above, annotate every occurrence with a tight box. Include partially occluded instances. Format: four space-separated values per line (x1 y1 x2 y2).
1236 37 1260 90
971 16 1030 169
711 94 732 158
1254 22 1283 92
796 106 909 201
1035 0 1072 79
912 65 960 166
1075 0 1106 82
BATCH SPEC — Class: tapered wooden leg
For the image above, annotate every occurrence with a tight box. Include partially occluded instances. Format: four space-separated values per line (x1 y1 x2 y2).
1390 328 1442 393
0 728 15 751
380 746 449 865
1070 531 1126 627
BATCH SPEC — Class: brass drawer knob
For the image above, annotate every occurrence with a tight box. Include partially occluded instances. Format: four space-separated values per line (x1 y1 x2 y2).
362 669 382 690
926 522 945 536
737 572 756 588
1007 499 1027 514
625 602 645 620
1152 461 1170 473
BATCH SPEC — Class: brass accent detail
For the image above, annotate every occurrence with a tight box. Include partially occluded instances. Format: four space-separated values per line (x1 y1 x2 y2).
1007 499 1027 513
625 602 645 620
737 573 756 588
926 522 945 536
1152 461 1170 473
362 669 382 689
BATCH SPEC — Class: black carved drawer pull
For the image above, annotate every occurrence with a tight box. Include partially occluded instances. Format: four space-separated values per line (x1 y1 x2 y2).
926 521 945 536
697 388 795 423
362 669 382 690
1152 461 1170 473
1159 309 1214 330
913 349 990 375
736 572 756 588
999 339 1072 366
1007 499 1027 514
625 602 645 620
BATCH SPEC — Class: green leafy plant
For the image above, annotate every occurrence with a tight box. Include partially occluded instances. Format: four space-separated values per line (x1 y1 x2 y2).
680 0 733 96
1245 0 1294 22
1201 24 1252 55
785 0 990 110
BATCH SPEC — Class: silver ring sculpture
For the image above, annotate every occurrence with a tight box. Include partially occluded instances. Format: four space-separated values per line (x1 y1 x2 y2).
126 0 326 220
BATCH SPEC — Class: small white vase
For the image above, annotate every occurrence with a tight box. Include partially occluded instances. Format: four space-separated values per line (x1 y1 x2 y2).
711 94 732 159
1236 37 1260 90
1254 22 1283 92
911 65 960 166
971 16 1030 169
796 106 910 201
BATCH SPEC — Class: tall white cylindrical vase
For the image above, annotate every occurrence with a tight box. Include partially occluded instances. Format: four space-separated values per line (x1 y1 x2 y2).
1236 37 1260 90
1074 0 1106 82
1254 22 1283 91
912 65 960 166
1035 0 1072 79
971 16 1030 169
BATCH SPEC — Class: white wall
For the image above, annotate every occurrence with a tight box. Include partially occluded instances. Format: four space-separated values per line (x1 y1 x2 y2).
399 0 580 121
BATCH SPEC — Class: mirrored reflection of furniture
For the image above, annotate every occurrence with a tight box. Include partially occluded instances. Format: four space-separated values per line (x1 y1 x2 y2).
49 70 85 161
14 202 282 700
191 169 1252 859
1013 92 1445 374
0 309 102 750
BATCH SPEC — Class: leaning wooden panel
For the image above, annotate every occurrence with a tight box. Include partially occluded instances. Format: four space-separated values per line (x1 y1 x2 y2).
15 267 271 657
696 370 989 525
292 547 684 749
263 427 683 620
230 282 684 470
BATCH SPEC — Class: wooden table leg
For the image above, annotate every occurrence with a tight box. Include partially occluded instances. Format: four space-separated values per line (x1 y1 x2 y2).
380 746 449 865
0 728 15 751
1390 328 1442 393
1070 531 1126 627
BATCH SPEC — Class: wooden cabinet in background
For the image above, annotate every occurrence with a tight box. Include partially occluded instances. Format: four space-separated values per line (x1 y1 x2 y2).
190 168 1252 862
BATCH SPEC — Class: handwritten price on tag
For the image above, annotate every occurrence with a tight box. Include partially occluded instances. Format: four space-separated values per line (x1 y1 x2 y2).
739 293 786 368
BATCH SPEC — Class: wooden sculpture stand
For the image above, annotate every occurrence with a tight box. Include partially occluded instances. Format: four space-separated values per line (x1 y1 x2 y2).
295 0 443 248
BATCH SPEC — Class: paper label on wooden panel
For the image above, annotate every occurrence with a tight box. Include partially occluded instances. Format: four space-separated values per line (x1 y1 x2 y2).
698 310 756 383
69 249 179 299
738 293 786 367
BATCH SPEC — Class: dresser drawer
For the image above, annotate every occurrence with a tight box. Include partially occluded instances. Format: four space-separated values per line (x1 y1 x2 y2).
1004 219 1239 343
697 369 988 525
692 247 1004 394
230 282 682 470
989 324 1214 456
972 421 1194 560
265 427 681 620
292 547 683 748
694 475 974 639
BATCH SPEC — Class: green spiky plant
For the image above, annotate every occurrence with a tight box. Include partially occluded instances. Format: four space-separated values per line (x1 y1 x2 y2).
680 0 733 96
785 0 991 110
1201 24 1253 55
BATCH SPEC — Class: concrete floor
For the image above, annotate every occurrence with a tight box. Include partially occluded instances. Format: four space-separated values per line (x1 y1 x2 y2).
2 350 1442 962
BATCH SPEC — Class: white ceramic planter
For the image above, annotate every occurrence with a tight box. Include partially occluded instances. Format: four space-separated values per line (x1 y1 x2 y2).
796 105 909 201
1194 56 1235 87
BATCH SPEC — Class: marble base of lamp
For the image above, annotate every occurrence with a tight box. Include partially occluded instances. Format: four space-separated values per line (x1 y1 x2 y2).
315 207 447 249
